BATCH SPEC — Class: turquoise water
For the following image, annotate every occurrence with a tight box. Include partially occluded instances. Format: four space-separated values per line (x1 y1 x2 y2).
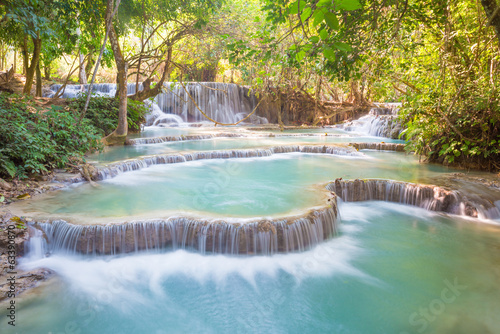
4 202 500 333
89 134 404 163
15 151 455 222
2 125 500 334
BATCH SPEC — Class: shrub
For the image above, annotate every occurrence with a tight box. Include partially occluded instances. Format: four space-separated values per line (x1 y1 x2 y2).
68 95 147 136
0 93 103 179
400 80 500 172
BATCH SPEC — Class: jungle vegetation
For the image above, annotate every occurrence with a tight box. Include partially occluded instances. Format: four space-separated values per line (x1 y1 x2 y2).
0 0 499 178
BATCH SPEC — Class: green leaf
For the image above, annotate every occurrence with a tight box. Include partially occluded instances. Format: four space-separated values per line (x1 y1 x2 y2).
319 29 329 40
1 159 16 178
323 47 336 61
301 7 312 21
324 12 339 30
333 42 352 51
0 196 4 203
312 8 325 27
290 0 306 15
309 36 320 43
336 0 362 10
317 0 331 7
296 50 306 62
303 43 313 51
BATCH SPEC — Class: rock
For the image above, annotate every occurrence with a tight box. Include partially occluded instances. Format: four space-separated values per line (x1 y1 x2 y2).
0 216 53 301
0 179 12 191
79 164 99 182
0 217 29 257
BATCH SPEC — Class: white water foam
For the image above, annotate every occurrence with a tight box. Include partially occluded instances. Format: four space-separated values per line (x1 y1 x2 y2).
20 234 376 309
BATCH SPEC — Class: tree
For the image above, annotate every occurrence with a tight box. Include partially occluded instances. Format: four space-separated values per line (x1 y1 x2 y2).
102 0 223 145
104 0 128 145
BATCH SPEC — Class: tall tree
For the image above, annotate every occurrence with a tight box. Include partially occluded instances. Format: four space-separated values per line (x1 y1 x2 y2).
102 0 223 145
104 0 128 145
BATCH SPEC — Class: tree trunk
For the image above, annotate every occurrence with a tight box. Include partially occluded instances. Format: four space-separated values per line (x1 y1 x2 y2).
481 0 500 47
13 49 16 73
35 62 42 97
0 42 3 70
78 51 87 84
44 65 50 80
23 36 42 95
21 36 28 75
81 0 120 124
104 5 128 145
85 53 94 78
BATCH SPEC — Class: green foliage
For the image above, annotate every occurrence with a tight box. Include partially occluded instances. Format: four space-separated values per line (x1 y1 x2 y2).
68 95 147 136
396 0 500 172
401 80 500 171
227 0 365 84
0 93 103 179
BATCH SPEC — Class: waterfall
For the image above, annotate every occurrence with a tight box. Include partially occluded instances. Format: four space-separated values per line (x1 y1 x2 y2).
154 82 258 124
95 145 362 181
338 106 403 138
128 133 244 145
327 178 500 219
24 226 48 260
29 205 338 256
46 82 265 125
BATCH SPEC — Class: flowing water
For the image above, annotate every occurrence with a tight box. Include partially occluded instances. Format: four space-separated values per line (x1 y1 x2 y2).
4 90 500 333
5 203 500 334
46 82 260 125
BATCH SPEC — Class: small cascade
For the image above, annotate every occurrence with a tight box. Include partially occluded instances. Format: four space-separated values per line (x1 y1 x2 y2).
127 132 348 145
327 178 500 219
96 145 361 181
235 112 269 125
31 205 338 256
128 133 243 145
45 83 126 98
24 226 48 260
152 113 185 127
338 106 403 139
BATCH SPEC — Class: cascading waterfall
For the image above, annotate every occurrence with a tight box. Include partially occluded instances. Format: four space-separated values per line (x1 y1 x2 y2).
28 205 338 256
24 226 48 260
338 106 403 138
128 133 244 145
45 83 139 99
127 132 350 145
95 145 361 181
327 178 500 219
46 82 267 125
23 177 499 259
155 82 263 124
